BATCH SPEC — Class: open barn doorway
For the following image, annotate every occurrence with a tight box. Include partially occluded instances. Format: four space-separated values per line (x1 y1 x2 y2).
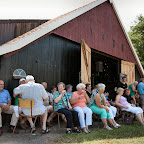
91 49 121 100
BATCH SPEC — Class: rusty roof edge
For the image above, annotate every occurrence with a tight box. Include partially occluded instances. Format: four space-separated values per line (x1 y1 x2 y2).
110 0 144 77
0 0 107 56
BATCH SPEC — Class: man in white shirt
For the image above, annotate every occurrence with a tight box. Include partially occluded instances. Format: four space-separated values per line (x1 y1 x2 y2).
14 75 48 134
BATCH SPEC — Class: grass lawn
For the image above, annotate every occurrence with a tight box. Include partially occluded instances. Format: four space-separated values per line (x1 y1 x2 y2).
56 122 144 144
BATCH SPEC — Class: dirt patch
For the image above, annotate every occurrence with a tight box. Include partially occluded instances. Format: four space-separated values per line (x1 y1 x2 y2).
0 124 66 144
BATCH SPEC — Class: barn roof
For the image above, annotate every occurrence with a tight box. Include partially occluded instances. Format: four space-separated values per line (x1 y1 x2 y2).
0 0 143 76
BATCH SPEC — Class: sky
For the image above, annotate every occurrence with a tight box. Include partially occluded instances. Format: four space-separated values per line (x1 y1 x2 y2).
0 0 144 31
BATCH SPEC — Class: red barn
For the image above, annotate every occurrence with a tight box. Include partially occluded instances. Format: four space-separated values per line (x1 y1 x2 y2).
0 0 143 100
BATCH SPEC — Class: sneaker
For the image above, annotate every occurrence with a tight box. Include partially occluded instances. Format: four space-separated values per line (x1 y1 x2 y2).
105 126 113 130
66 130 73 134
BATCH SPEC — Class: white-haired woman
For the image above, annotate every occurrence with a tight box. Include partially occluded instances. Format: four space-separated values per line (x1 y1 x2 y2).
70 83 92 133
89 83 119 130
115 87 144 126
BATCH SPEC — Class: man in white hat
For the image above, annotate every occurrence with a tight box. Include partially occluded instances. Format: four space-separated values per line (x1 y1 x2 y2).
14 75 48 134
13 78 26 105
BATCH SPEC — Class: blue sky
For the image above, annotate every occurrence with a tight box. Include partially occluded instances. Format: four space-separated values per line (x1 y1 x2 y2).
0 0 144 31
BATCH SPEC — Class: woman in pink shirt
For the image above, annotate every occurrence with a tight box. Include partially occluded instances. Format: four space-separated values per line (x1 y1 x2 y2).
70 83 92 133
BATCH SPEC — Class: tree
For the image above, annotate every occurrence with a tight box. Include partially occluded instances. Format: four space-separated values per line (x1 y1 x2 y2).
129 15 144 67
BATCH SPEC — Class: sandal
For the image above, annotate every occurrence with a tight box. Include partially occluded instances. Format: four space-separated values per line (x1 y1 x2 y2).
105 126 113 130
82 129 89 134
113 124 118 128
115 123 121 127
87 129 90 133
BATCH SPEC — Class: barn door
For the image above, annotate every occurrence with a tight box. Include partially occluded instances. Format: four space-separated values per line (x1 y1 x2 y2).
121 60 135 86
81 40 91 84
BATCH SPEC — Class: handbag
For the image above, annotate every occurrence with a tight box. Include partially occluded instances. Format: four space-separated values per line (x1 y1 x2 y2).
124 116 134 125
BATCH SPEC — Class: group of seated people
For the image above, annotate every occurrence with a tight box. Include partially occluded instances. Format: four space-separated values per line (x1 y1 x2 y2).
0 75 144 136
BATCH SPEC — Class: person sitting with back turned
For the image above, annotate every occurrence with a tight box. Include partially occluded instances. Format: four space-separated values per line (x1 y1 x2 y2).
70 83 92 133
0 80 19 136
50 86 57 98
86 83 92 98
14 75 49 135
13 78 26 106
66 84 73 100
115 87 144 126
89 83 119 130
92 85 97 94
53 82 80 134
13 78 27 130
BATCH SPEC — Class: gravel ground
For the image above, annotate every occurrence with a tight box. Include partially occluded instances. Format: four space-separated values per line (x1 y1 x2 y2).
0 124 65 144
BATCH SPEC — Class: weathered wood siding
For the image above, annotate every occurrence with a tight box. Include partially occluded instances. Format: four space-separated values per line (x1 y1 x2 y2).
0 34 81 102
0 20 48 45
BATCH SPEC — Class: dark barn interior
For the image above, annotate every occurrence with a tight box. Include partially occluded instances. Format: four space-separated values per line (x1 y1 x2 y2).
91 49 121 100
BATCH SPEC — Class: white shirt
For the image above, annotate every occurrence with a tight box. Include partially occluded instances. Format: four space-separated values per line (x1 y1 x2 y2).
43 91 53 106
14 81 48 116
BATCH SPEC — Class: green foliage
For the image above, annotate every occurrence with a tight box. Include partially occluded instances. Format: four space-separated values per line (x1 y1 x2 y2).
129 15 144 67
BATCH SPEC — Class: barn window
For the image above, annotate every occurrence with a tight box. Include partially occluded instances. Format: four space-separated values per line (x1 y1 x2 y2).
102 33 105 42
113 40 115 48
13 69 26 79
90 26 93 37
121 44 124 52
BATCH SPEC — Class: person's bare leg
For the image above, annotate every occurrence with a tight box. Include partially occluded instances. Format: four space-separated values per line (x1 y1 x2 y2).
140 112 144 122
136 113 144 126
101 118 108 128
47 107 55 123
27 117 34 128
60 114 67 123
42 112 48 130
108 118 115 125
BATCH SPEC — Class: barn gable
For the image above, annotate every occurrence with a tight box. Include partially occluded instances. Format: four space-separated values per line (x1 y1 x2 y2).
52 1 136 64
0 0 143 76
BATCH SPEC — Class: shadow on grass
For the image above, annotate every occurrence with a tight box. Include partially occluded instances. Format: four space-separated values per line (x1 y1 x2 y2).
56 121 144 143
